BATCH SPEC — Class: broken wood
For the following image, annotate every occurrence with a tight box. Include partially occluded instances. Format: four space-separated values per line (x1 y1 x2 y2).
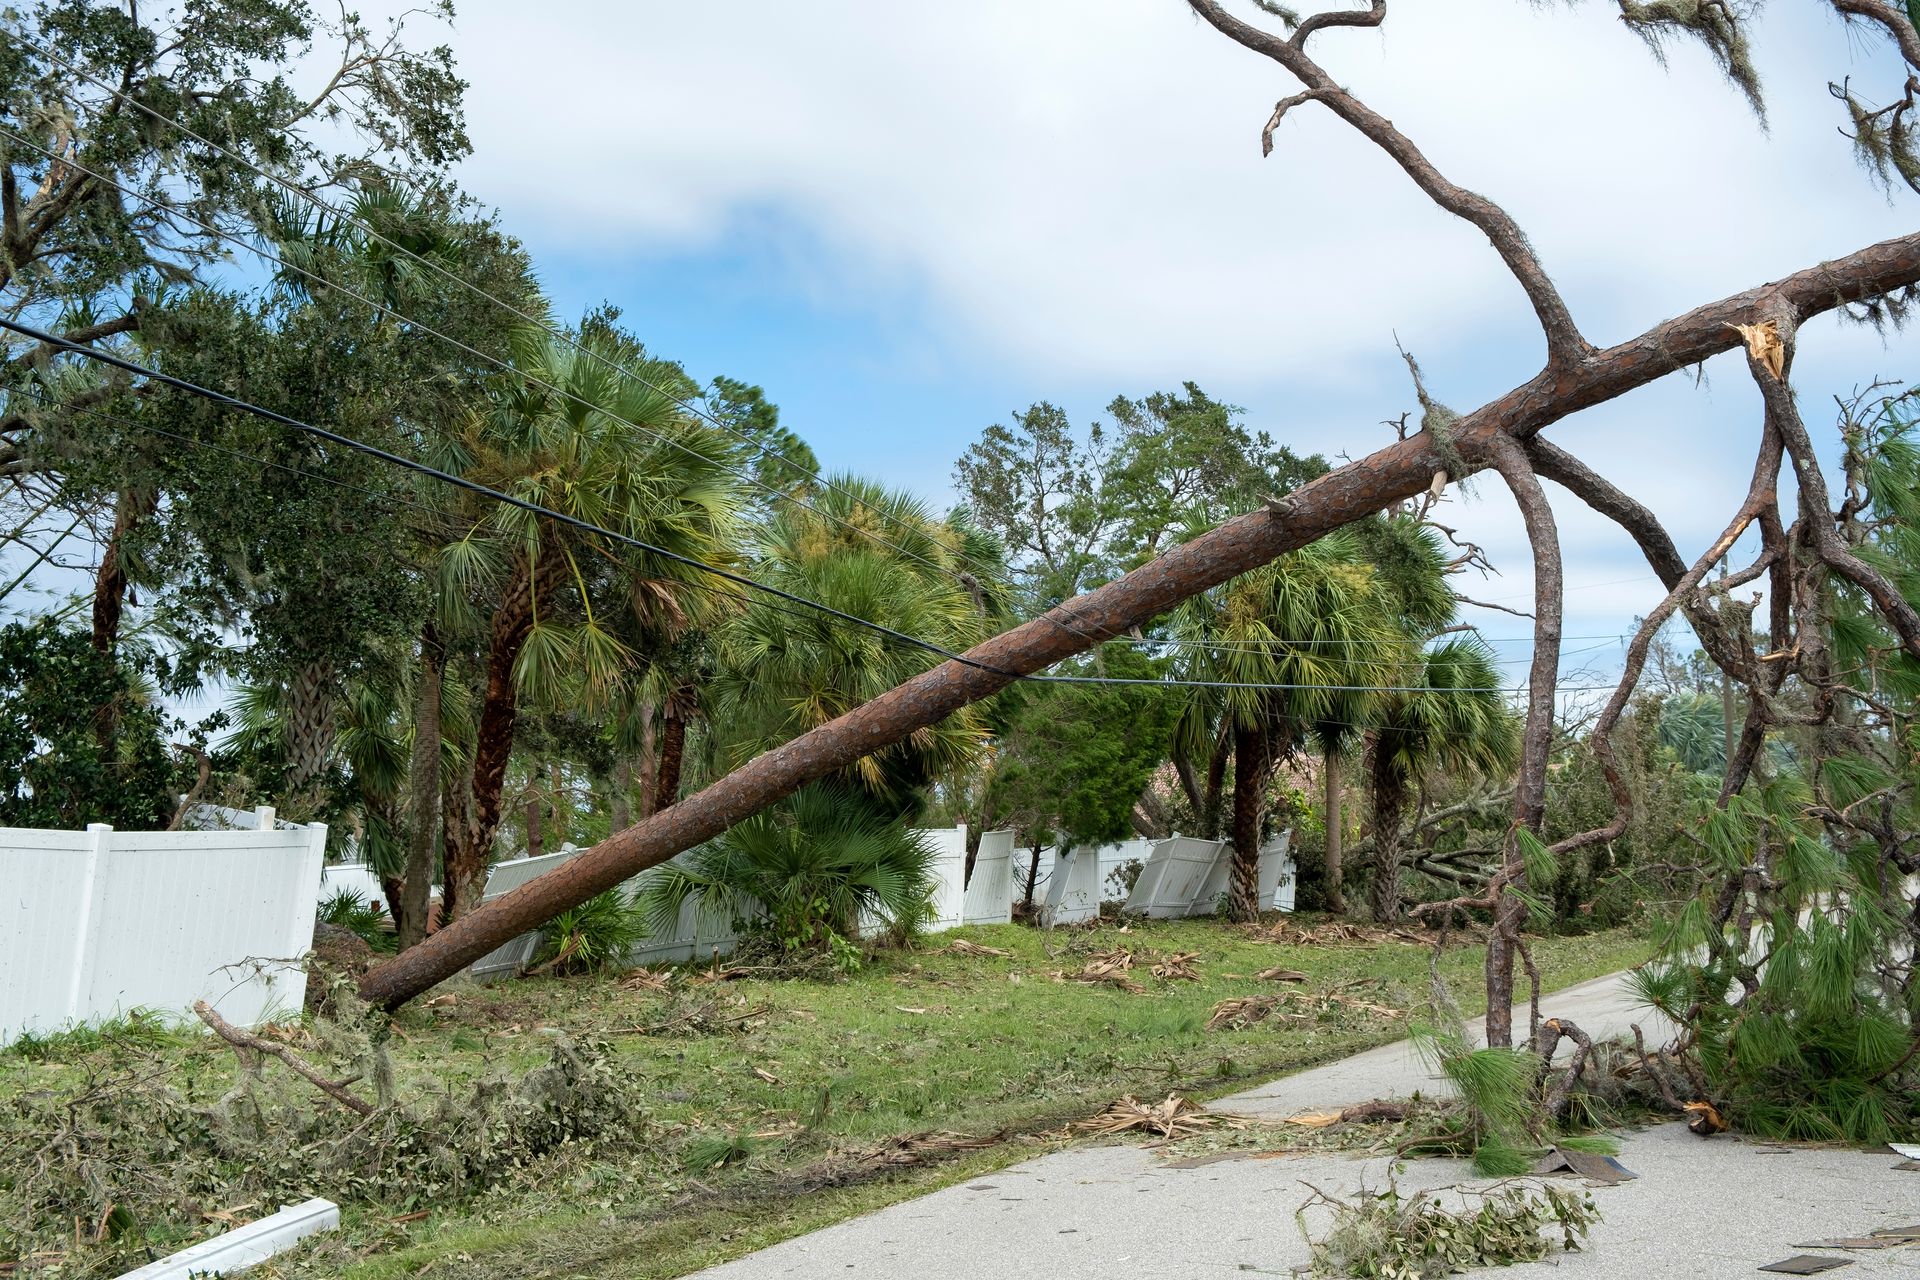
192 1000 373 1116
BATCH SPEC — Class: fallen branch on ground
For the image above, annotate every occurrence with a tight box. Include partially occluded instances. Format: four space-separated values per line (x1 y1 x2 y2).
192 1000 373 1117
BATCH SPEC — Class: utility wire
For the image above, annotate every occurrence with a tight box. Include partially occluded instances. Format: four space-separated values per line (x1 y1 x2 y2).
6 321 1602 697
0 117 1111 651
0 313 1021 675
0 37 1082 624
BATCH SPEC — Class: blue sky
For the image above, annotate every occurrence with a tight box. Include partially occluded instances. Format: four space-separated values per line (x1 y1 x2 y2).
11 0 1918 704
438 0 1912 700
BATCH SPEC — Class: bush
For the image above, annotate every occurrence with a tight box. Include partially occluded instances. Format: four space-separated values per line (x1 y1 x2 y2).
533 889 645 975
637 785 935 965
318 887 391 950
0 619 181 829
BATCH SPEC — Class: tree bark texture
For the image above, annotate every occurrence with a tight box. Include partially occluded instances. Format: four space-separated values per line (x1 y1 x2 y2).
654 707 686 814
1229 724 1272 922
1323 749 1346 915
359 230 1920 1010
397 625 442 950
442 553 549 922
1369 750 1408 924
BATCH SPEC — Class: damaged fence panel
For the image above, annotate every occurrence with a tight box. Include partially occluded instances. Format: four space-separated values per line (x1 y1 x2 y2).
116 1197 339 1278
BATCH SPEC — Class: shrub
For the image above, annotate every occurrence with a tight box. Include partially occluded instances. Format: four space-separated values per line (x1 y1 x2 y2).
532 889 645 975
637 785 935 963
318 887 391 950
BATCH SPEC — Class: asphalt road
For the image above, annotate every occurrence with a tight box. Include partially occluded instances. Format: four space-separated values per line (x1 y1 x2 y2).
692 973 1920 1279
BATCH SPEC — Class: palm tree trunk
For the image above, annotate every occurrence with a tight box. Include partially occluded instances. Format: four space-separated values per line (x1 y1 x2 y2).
525 793 544 858
1369 750 1408 923
445 556 543 922
1229 724 1271 922
1201 725 1230 838
1324 748 1346 915
90 489 139 656
397 626 442 950
610 757 632 830
284 658 338 804
654 708 686 812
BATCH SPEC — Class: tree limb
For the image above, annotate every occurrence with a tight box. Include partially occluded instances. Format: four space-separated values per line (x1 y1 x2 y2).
193 999 374 1116
1185 0 1589 363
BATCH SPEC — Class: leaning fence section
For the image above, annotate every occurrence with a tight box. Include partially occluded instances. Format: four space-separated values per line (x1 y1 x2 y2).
0 814 327 1045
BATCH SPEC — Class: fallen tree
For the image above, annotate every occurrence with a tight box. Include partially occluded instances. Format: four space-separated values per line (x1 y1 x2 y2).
360 0 1920 1021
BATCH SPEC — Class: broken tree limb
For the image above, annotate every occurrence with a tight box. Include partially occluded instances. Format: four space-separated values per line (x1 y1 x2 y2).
192 1000 374 1116
357 230 1920 1012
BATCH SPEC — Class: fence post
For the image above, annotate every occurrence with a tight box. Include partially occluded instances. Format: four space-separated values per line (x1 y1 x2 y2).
66 823 113 1024
254 805 277 831
294 824 328 945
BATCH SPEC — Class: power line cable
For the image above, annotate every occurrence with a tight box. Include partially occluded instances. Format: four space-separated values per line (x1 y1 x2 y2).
5 321 1607 697
0 313 1022 674
0 115 1111 649
0 36 1089 626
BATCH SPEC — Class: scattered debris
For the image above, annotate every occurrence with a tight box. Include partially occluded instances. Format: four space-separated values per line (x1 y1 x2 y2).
1207 994 1295 1031
1889 1142 1920 1160
1684 1100 1729 1135
118 1196 339 1280
944 939 1011 958
194 1000 373 1116
1151 951 1202 982
1206 989 1405 1031
1074 1094 1245 1140
1054 949 1145 994
610 997 771 1036
1261 921 1430 947
1256 966 1309 983
619 967 672 993
1533 1145 1637 1184
843 1130 1000 1172
1792 1239 1901 1251
1758 1257 1853 1275
1299 1179 1597 1278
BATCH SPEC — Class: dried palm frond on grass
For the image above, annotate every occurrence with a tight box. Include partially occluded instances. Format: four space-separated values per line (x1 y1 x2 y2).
944 939 1012 958
1074 1094 1246 1140
1257 966 1309 982
1207 994 1302 1031
1151 951 1202 981
619 967 672 993
844 1130 1001 1171
1207 989 1405 1031
1260 921 1432 947
1053 948 1145 993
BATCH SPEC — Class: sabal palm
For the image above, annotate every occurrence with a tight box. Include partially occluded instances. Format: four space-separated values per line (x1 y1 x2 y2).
1172 530 1399 921
1365 638 1518 921
1311 516 1458 913
712 476 1002 818
433 324 746 917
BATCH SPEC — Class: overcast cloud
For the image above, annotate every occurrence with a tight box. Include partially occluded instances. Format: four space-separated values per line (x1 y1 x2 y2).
342 2 1920 682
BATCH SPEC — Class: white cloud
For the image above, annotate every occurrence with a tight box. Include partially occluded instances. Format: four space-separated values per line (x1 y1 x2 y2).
337 0 1916 670
422 0 1909 386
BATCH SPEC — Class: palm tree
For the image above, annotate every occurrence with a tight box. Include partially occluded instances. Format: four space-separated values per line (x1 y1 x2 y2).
432 323 746 919
1364 638 1518 922
1312 516 1459 914
1173 531 1398 922
712 477 1004 819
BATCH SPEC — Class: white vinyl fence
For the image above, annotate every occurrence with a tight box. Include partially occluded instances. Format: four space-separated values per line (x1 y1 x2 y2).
1 814 327 1045
464 826 981 981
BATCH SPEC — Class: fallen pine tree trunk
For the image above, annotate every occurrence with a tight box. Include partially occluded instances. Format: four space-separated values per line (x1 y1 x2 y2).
358 229 1920 1011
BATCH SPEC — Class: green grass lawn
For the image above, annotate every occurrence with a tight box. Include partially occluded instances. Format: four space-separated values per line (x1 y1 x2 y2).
0 917 1651 1279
